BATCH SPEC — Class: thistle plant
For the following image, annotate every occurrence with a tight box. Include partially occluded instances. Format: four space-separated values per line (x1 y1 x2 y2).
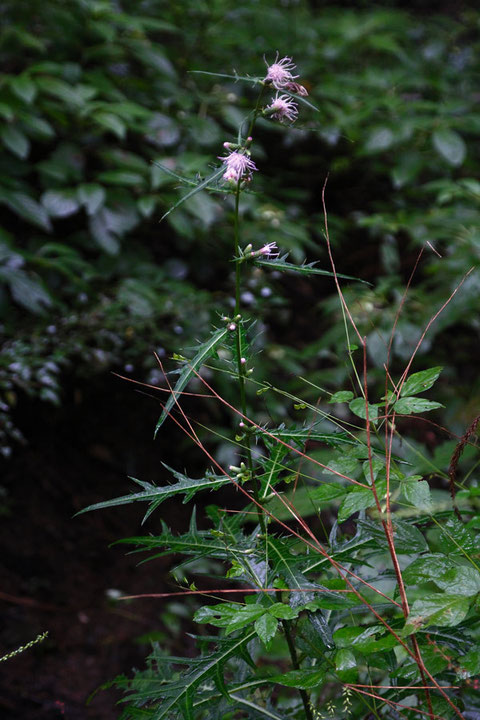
80 56 480 720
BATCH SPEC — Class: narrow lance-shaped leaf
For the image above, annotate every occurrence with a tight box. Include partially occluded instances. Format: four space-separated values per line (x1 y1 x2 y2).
149 630 257 720
189 72 319 111
254 257 369 284
158 165 225 221
77 468 231 524
155 326 229 436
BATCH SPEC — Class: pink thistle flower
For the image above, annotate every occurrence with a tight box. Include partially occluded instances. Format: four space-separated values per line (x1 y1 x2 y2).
264 54 298 90
258 242 279 259
266 93 299 123
219 149 257 184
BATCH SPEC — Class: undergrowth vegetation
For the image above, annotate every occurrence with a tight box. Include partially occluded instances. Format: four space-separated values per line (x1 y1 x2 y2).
80 55 480 720
2 0 480 458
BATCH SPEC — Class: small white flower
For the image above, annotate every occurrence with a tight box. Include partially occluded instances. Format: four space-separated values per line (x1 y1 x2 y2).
264 54 298 90
266 93 299 123
219 149 257 184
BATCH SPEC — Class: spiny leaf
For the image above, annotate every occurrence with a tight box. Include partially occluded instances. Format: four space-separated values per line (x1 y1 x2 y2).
77 468 231 524
158 165 225 221
155 326 229 436
255 256 368 284
148 631 257 720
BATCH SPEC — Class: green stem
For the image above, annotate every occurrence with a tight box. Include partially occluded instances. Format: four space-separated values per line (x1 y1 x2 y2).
233 185 266 535
276 592 313 720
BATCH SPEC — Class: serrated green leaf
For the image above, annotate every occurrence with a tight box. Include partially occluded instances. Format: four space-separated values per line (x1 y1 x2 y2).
394 397 443 414
155 327 229 435
334 625 397 653
404 594 470 634
254 613 278 645
310 483 347 504
148 631 256 720
402 478 432 511
401 367 443 396
268 603 298 620
324 455 359 478
338 484 379 522
357 518 428 554
77 468 231 523
257 427 356 448
225 606 266 635
255 257 367 284
404 554 480 596
433 128 466 167
438 515 479 556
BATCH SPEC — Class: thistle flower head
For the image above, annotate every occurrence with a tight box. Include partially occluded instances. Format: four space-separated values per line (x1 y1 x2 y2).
266 93 299 123
258 242 279 259
219 149 257 184
264 54 298 90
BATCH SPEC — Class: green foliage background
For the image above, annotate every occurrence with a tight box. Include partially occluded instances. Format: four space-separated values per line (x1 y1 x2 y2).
2 2 480 718
1 0 479 457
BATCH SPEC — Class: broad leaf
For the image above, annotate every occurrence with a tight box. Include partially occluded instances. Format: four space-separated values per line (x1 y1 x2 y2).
0 190 52 231
41 190 80 218
270 669 325 689
349 397 379 422
0 268 52 314
433 128 466 167
401 367 443 396
401 478 432 511
404 554 480 596
1 125 30 159
338 480 385 523
328 390 354 403
394 397 443 414
439 516 480 556
10 74 37 103
77 183 105 215
254 613 278 645
404 594 470 634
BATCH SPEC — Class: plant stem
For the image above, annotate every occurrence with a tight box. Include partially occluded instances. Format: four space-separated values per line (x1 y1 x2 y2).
233 184 265 535
276 592 314 720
